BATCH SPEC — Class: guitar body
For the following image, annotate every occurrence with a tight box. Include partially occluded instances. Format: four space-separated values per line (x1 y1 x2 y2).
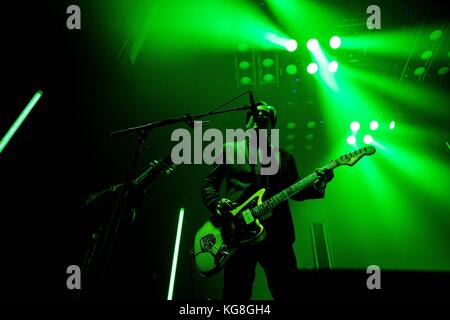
193 146 376 277
193 189 267 277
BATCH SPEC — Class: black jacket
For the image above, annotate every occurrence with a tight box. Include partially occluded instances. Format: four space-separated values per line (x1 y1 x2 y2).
201 140 324 244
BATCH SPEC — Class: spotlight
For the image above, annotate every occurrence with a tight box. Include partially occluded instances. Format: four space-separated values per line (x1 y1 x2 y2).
307 62 318 74
285 39 298 52
370 120 379 130
363 134 373 144
329 36 341 49
328 61 338 73
389 121 396 130
350 121 360 132
346 135 356 145
306 39 319 52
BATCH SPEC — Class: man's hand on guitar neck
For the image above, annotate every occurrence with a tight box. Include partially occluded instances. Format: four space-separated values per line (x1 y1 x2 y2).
313 167 334 193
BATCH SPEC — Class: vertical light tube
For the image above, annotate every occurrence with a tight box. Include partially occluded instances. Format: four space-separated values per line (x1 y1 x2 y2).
0 90 43 154
167 207 185 300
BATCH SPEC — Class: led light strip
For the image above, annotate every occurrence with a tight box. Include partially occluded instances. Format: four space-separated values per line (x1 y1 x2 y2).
167 207 185 300
0 90 43 154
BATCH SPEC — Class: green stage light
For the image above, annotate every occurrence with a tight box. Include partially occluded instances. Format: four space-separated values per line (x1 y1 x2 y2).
429 29 442 41
330 36 341 49
287 134 295 141
263 73 274 82
306 133 315 140
285 39 298 52
307 62 318 74
370 120 379 130
389 121 396 130
414 67 425 76
328 60 338 73
420 50 433 60
262 58 274 68
363 134 373 144
306 38 319 52
287 122 296 129
350 121 360 132
346 135 356 145
286 64 298 75
0 90 43 154
306 121 317 128
240 76 252 85
239 61 250 70
437 66 449 76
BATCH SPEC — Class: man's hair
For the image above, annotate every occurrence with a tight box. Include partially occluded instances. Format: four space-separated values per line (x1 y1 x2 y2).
245 102 277 127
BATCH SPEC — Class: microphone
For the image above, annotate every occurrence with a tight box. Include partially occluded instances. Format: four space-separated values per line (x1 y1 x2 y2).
249 91 259 122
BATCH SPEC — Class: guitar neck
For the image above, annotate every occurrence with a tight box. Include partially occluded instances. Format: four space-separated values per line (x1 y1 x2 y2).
252 160 339 221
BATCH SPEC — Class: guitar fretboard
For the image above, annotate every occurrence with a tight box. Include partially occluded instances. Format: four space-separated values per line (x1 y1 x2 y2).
252 160 338 221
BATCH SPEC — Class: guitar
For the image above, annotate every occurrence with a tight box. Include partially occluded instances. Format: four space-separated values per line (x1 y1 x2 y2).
193 146 376 277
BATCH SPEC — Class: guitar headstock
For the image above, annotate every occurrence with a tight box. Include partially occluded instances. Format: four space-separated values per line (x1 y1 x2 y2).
335 146 376 167
159 155 177 175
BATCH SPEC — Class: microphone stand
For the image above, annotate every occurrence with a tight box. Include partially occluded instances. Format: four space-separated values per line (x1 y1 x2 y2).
82 104 252 299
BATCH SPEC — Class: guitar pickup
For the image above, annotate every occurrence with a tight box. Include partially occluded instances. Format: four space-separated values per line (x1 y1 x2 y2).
241 209 255 225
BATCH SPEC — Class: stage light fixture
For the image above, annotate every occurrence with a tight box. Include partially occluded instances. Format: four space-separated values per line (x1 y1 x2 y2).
238 61 250 70
262 58 274 68
346 135 356 145
329 36 341 49
286 64 297 75
263 73 275 82
350 121 360 132
363 134 373 144
306 38 319 52
328 61 338 73
414 67 425 76
370 120 379 130
285 39 298 52
240 76 252 85
437 66 449 76
307 62 318 74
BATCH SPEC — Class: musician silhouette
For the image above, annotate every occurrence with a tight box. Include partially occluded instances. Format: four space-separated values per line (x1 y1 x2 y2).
201 103 334 299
